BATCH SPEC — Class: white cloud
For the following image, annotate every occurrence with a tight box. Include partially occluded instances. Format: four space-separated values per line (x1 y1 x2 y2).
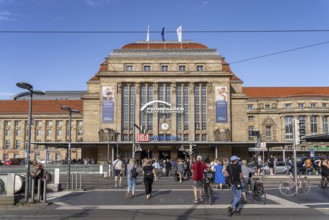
0 10 15 21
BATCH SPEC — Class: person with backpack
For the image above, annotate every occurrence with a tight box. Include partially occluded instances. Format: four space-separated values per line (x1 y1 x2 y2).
142 159 157 199
31 162 45 201
304 156 313 175
126 158 138 198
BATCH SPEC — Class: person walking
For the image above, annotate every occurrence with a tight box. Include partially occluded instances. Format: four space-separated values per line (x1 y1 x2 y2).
226 155 245 216
214 160 225 190
112 156 123 188
142 159 157 199
126 158 137 198
176 159 184 182
241 159 252 203
268 155 275 175
191 155 208 202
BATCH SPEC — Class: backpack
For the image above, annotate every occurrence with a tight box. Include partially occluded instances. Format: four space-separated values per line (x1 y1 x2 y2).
130 166 139 179
42 170 52 183
305 159 312 168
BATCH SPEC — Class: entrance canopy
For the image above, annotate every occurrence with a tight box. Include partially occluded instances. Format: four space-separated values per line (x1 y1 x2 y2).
302 133 329 142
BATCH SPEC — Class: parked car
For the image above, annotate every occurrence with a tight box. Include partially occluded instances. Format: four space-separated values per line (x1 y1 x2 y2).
3 158 25 165
248 161 287 174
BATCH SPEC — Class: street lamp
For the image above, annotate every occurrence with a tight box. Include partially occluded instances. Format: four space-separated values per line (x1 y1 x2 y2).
61 105 80 189
15 82 44 202
104 128 112 164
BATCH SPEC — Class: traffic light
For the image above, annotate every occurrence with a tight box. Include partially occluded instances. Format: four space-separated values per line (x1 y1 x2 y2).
191 144 197 154
294 119 300 145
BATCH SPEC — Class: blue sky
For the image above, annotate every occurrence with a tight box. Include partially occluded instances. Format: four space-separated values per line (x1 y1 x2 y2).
1 0 329 99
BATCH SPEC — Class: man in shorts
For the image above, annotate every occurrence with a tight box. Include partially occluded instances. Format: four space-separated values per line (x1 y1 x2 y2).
112 156 123 188
191 155 208 202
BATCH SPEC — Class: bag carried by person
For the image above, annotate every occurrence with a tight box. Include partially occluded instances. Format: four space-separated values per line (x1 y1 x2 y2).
42 169 52 183
144 166 154 179
130 165 139 179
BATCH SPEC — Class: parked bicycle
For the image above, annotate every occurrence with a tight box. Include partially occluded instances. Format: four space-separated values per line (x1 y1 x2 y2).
250 177 266 204
203 170 214 205
279 174 310 196
320 175 329 188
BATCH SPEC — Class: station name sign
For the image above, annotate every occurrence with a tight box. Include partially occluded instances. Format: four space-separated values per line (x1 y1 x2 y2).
140 100 184 114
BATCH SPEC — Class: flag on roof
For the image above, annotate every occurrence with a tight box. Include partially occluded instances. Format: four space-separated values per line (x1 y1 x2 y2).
177 25 182 42
146 25 150 42
161 26 165 41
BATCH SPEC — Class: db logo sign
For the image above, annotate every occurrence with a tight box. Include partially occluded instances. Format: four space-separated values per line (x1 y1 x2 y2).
137 133 149 142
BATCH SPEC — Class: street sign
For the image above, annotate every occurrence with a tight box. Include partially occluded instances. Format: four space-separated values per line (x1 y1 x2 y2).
137 133 149 142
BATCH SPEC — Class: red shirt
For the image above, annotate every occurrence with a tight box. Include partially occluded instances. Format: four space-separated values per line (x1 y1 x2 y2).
191 161 208 181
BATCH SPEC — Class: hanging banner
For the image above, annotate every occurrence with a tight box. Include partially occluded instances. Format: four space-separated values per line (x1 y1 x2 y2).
102 86 115 123
215 86 228 123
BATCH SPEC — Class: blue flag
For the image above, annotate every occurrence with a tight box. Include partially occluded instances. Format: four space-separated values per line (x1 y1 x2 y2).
161 27 165 41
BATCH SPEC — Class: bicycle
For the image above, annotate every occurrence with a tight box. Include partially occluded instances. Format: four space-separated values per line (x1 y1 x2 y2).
203 170 214 205
279 174 310 196
320 175 329 188
250 177 266 204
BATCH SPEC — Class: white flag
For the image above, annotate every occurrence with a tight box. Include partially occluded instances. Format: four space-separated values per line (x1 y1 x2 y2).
177 25 182 42
146 25 150 42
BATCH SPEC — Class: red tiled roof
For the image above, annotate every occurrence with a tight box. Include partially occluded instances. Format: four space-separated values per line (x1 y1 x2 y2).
122 42 208 49
243 87 329 98
0 100 83 114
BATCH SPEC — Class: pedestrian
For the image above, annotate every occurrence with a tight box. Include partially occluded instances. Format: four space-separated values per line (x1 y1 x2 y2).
304 155 313 175
152 159 161 178
183 158 191 179
226 155 245 216
256 155 263 175
126 158 137 198
112 156 123 188
176 159 184 182
191 155 208 202
165 159 172 176
31 162 45 201
268 155 275 175
214 159 225 190
241 159 252 203
142 159 157 199
273 156 278 174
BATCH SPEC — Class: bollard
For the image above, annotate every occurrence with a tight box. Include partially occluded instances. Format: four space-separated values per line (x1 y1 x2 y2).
37 179 41 202
75 173 78 190
79 173 83 189
31 178 35 202
43 179 47 203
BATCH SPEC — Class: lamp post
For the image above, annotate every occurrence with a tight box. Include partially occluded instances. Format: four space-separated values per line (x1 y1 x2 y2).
61 105 80 189
15 82 44 202
104 128 112 164
115 132 120 157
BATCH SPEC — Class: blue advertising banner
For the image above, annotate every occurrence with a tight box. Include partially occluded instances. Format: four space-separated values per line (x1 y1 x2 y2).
215 86 228 123
102 86 114 123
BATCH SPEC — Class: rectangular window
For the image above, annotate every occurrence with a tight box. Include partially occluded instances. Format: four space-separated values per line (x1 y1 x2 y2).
285 116 293 140
77 120 83 126
15 120 21 126
248 116 254 121
285 104 291 109
266 126 271 141
47 129 52 136
196 65 204 71
78 129 83 136
36 129 42 136
4 121 11 126
310 103 316 108
177 84 189 131
140 84 154 131
179 65 186 71
15 140 21 149
46 120 53 126
16 129 21 136
5 129 10 136
310 115 318 134
298 103 304 108
36 120 42 126
183 134 189 141
56 129 62 136
5 140 10 149
248 126 254 140
143 65 151 71
56 120 63 126
265 104 270 109
126 65 133 71
322 103 327 108
323 116 328 133
161 65 168 71
247 105 253 110
195 84 207 131
122 84 135 138
298 115 306 140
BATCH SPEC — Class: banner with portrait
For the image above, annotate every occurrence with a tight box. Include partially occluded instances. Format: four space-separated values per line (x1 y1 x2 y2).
102 86 115 123
215 86 228 123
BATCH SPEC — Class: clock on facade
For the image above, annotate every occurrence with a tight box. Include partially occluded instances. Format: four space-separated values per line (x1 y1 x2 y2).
161 122 170 131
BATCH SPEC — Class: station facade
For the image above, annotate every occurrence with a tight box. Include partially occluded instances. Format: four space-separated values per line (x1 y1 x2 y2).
0 40 329 163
